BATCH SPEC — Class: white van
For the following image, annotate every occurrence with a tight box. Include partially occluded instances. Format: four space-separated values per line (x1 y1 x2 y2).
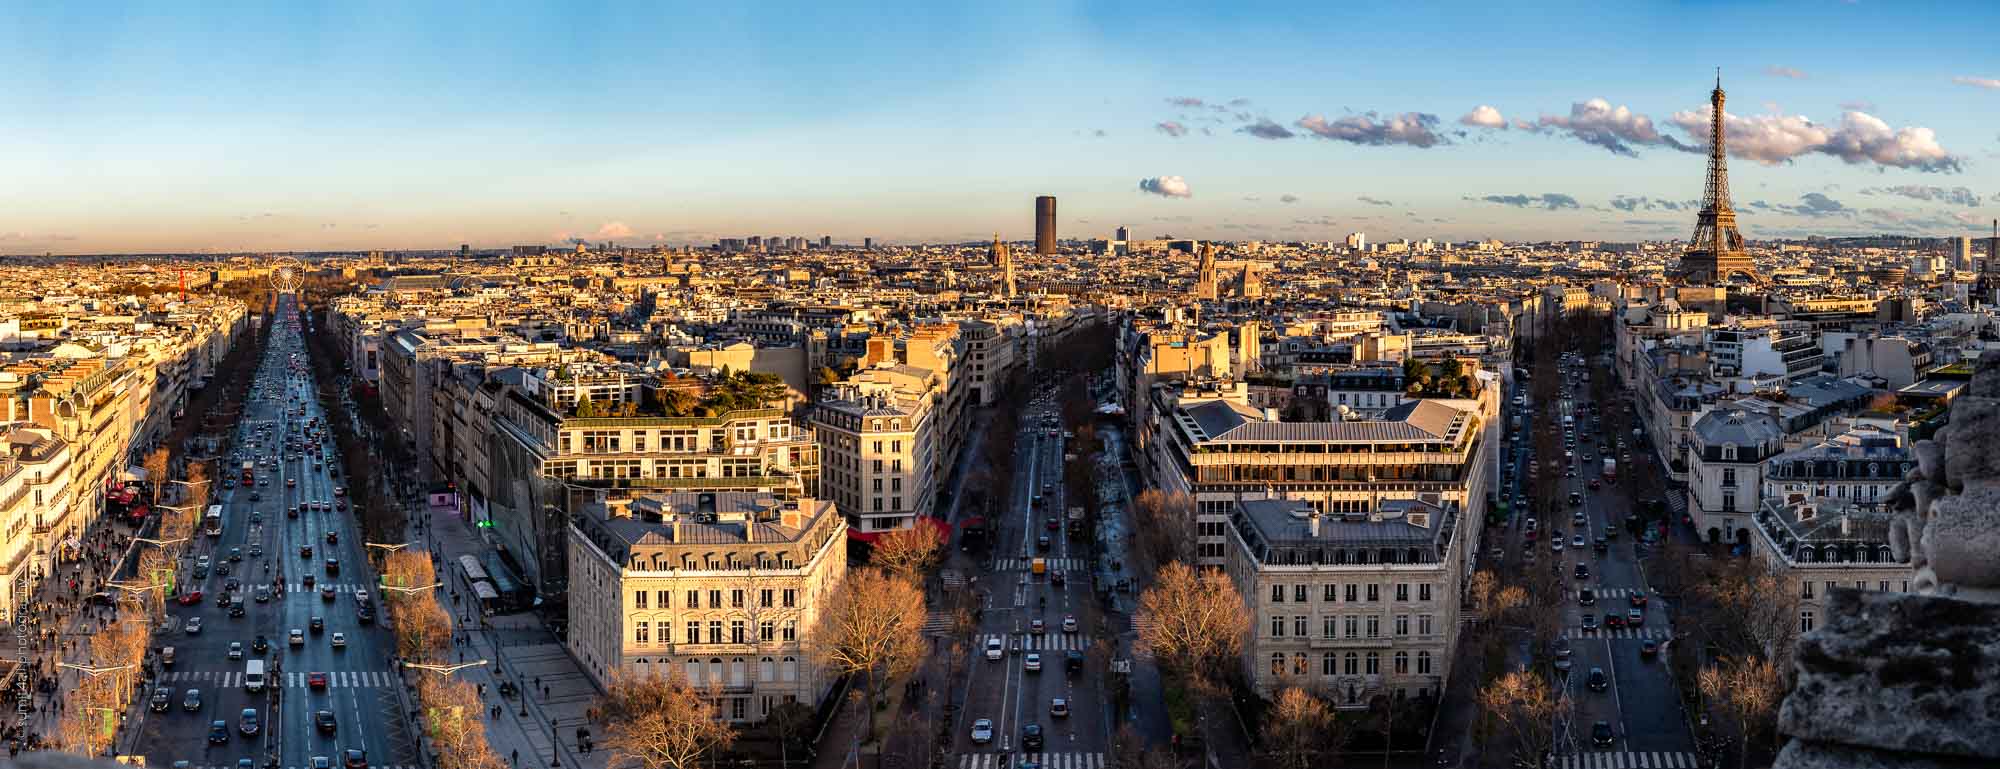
243 659 266 692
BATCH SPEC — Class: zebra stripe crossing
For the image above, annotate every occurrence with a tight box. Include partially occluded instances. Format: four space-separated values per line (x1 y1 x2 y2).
922 611 956 636
958 752 1104 769
1130 612 1156 659
1576 587 1648 600
1554 751 1700 768
159 670 242 688
284 670 397 688
284 581 370 594
1565 627 1672 640
976 633 1092 652
997 558 1085 572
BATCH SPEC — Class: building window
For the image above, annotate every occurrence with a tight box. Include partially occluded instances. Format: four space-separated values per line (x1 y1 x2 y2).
1722 467 1737 488
760 589 774 608
1322 652 1337 676
1366 584 1380 602
760 621 775 642
686 622 700 644
1365 652 1380 675
1270 617 1285 638
1344 652 1358 675
783 589 797 608
1365 616 1380 638
657 590 671 608
1344 616 1358 638
1322 616 1336 639
1270 654 1284 676
1802 581 1814 599
1345 584 1358 602
635 623 650 645
1722 443 1738 461
1395 615 1410 637
1292 653 1308 676
1323 585 1338 602
1417 651 1433 675
1800 609 1815 633
1293 585 1308 603
1395 584 1409 602
1418 583 1432 602
731 698 747 721
731 590 745 609
708 621 723 644
687 590 700 608
1293 616 1307 637
709 590 722 608
782 621 797 642
1419 615 1434 636
759 657 775 682
633 592 648 610
1722 493 1735 513
730 620 745 644
1271 585 1284 603
1393 652 1409 675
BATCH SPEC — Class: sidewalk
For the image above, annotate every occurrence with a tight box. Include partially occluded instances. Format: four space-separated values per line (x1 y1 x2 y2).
407 499 609 769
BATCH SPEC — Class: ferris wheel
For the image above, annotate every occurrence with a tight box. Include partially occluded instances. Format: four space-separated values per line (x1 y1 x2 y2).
269 256 304 294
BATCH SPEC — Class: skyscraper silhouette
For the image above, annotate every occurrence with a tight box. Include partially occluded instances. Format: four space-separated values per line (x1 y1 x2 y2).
1035 196 1057 255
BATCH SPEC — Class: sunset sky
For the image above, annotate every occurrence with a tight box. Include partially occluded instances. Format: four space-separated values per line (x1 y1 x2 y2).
4 0 1997 253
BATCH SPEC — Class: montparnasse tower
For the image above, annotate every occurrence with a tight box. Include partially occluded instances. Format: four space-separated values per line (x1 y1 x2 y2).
1674 70 1760 285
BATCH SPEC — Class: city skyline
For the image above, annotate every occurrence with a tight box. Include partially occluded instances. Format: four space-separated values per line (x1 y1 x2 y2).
4 0 1999 253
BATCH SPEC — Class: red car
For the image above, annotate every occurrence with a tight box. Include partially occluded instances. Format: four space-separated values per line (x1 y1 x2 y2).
1605 614 1627 629
308 672 328 690
177 591 204 606
1629 593 1649 608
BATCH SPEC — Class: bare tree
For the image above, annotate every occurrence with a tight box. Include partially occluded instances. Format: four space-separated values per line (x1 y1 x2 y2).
1698 655 1785 769
1479 670 1556 767
1136 561 1249 681
418 672 507 769
871 525 943 582
1263 686 1342 769
811 567 928 743
595 669 737 769
1132 489 1198 568
393 592 453 663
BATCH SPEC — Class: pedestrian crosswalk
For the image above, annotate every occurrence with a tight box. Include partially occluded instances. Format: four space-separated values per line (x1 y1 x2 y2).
997 558 1085 572
976 632 1092 652
1554 750 1700 768
958 752 1104 769
1565 627 1672 640
1576 587 1647 600
284 670 397 689
284 581 369 594
1130 612 1156 659
923 611 956 636
159 670 242 688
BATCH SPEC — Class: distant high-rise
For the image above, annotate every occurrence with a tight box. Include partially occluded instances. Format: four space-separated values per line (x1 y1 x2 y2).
1674 72 1759 284
821 235 832 248
1035 195 1057 255
864 237 874 250
1345 232 1366 251
1115 225 1131 242
1953 236 1974 272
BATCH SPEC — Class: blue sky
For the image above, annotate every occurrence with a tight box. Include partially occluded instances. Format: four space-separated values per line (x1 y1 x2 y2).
2 0 1997 253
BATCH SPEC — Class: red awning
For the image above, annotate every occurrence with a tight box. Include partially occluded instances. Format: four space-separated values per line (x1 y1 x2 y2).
915 516 950 544
846 527 883 544
957 516 988 530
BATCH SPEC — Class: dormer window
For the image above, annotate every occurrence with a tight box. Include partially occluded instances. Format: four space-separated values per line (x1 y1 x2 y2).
1721 443 1738 462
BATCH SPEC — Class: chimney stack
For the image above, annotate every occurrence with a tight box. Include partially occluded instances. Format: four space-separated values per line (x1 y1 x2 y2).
1308 511 1322 538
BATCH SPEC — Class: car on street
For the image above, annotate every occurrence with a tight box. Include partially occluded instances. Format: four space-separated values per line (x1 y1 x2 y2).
325 558 339 575
308 757 331 769
985 637 1003 660
228 642 244 659
331 632 346 648
322 586 337 601
185 617 203 634
1021 724 1044 751
239 708 260 735
1605 613 1626 629
969 718 994 744
309 672 328 690
208 720 229 743
183 688 201 711
1587 668 1608 692
1065 650 1084 673
152 685 173 711
310 616 324 633
1629 593 1648 608
300 545 313 558
1577 588 1596 606
1571 535 1585 549
1581 614 1598 633
1553 647 1573 673
290 629 304 646
1626 608 1644 626
326 530 338 544
315 710 337 733
1029 619 1045 634
1641 640 1660 659
1050 698 1068 718
1574 563 1590 580
343 749 368 769
252 635 269 653
1062 615 1078 633
1023 653 1041 672
1592 720 1615 748
1550 540 1564 553
178 591 204 606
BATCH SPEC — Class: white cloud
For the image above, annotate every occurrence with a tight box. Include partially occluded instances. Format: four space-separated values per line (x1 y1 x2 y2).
1530 98 1687 156
1156 121 1188 138
1459 105 1507 129
1952 76 2000 90
596 221 634 238
1668 107 1961 172
1295 112 1446 148
1765 66 1808 79
1139 176 1193 198
1859 185 1981 207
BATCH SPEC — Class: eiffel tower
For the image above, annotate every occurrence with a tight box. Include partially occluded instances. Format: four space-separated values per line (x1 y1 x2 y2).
1675 71 1760 284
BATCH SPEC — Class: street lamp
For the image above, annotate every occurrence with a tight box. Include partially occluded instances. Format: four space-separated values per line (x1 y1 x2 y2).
402 660 489 675
378 581 443 595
